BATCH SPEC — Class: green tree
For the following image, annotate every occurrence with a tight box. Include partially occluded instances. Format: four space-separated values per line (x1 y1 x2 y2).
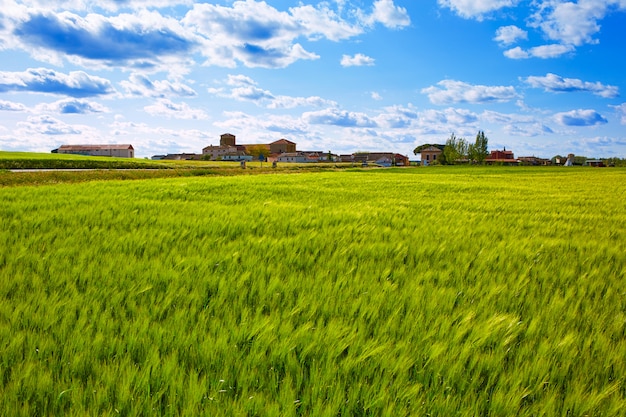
443 133 468 164
413 144 436 155
468 130 489 164
246 145 268 159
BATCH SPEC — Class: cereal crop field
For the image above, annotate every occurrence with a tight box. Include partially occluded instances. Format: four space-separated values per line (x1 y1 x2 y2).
1 167 625 416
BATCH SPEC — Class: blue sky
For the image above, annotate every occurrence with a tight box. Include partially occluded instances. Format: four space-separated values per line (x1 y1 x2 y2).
0 0 625 159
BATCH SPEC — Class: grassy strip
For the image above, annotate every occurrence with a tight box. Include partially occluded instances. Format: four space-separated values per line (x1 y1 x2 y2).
0 162 362 187
0 159 170 170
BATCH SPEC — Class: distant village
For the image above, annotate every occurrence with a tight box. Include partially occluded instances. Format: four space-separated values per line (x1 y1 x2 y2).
54 133 412 167
417 144 596 166
52 134 616 167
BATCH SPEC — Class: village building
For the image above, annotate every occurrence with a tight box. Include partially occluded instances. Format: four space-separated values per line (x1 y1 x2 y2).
162 153 202 160
351 152 410 166
202 144 238 160
518 156 551 166
53 144 135 158
485 149 518 165
276 152 309 163
419 145 444 165
270 139 296 154
202 134 296 161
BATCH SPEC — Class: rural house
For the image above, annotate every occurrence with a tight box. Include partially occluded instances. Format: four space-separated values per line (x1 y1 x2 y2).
420 145 444 165
270 139 297 154
485 149 518 165
276 152 309 163
53 144 135 158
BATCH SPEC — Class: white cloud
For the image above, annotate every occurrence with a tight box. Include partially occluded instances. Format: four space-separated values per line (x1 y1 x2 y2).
554 109 608 126
494 25 528 45
16 115 83 135
504 44 575 59
231 86 275 102
482 110 554 136
143 99 208 120
4 0 410 72
120 74 197 98
371 92 383 100
0 68 115 97
303 108 378 127
6 7 199 70
0 100 28 112
267 96 336 109
182 0 410 69
365 0 411 28
529 44 576 58
438 0 520 20
422 80 519 105
504 122 554 137
416 108 479 135
530 0 626 46
227 74 258 87
289 3 363 41
215 111 309 137
208 74 336 109
341 53 375 67
610 103 626 124
183 1 347 68
376 105 419 129
503 46 529 59
36 98 109 114
524 73 619 98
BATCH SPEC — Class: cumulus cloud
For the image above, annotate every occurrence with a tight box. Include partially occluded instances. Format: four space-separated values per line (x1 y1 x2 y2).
17 115 83 135
120 74 197 98
208 74 336 109
524 73 619 98
494 25 528 45
554 109 608 126
289 3 364 40
0 100 28 112
36 99 109 114
183 1 335 68
422 80 519 105
482 111 554 136
12 9 197 68
364 0 411 28
230 86 275 102
504 44 575 59
529 0 626 46
303 108 378 127
144 99 208 120
438 0 520 20
3 0 411 71
416 108 479 135
0 68 115 97
215 111 309 136
376 105 419 129
182 0 409 69
340 53 375 67
227 74 257 87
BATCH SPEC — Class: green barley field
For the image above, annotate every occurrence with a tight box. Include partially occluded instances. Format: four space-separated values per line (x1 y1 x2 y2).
1 166 625 416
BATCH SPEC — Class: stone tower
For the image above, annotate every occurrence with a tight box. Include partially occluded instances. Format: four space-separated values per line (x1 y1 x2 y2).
220 133 236 147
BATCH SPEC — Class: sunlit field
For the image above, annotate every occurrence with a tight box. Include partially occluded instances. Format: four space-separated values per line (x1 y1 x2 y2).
1 167 625 416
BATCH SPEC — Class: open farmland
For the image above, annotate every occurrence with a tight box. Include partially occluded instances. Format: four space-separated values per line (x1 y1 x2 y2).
1 167 625 416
